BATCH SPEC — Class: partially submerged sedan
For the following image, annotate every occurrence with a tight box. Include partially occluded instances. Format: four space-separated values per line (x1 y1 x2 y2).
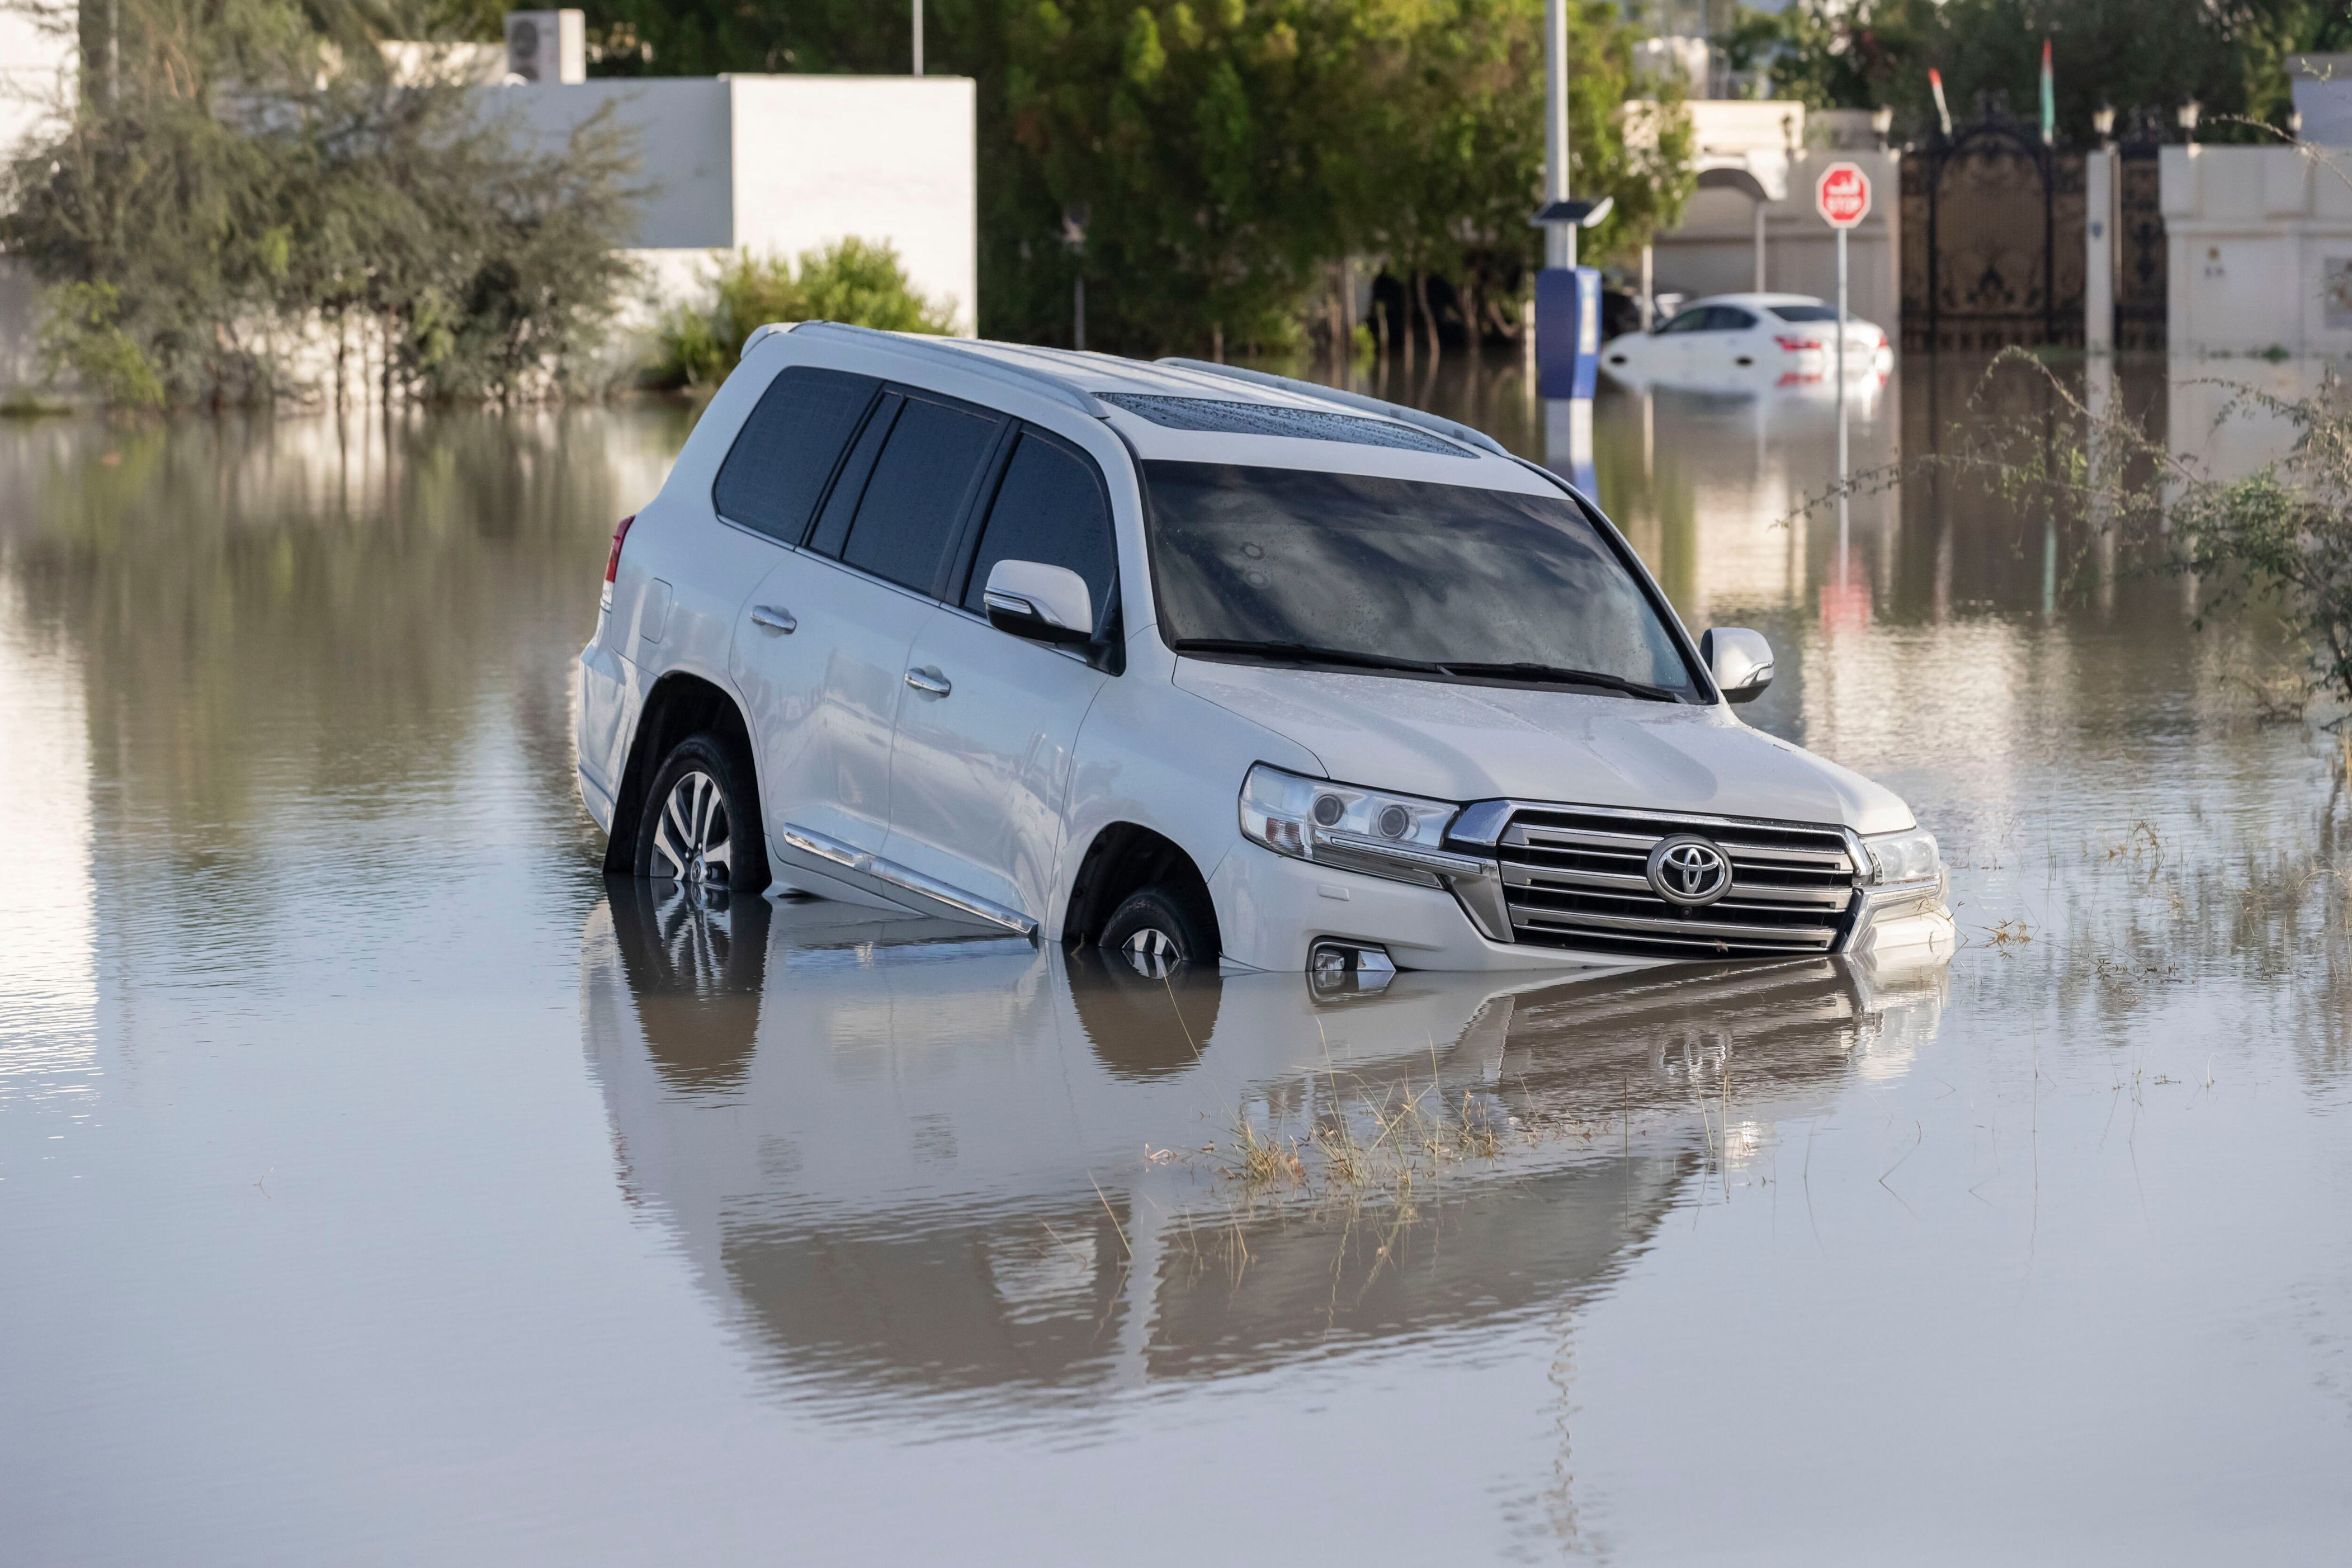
1602 292 1893 395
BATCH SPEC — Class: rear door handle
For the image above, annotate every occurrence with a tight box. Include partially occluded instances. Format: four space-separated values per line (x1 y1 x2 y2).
750 604 797 635
904 666 951 697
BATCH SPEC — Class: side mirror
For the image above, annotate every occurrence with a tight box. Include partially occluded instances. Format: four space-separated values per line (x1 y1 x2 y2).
983 559 1094 647
1700 626 1774 703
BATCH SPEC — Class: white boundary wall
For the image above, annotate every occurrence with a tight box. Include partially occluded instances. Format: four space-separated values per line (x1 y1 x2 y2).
2160 144 2352 356
504 74 979 336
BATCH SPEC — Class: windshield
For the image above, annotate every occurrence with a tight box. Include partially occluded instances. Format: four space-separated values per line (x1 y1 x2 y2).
1141 461 1699 698
1768 304 1839 322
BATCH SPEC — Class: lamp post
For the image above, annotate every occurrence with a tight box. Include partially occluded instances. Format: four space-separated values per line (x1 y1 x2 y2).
1531 0 1610 490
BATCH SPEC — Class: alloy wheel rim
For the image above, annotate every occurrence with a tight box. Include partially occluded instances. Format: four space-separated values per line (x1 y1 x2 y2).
651 769 732 889
1120 925 1179 979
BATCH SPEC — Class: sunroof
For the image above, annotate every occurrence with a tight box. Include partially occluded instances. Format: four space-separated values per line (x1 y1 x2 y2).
1099 393 1471 457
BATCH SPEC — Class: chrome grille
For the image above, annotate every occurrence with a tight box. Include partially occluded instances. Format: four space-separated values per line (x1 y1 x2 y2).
1477 805 1859 960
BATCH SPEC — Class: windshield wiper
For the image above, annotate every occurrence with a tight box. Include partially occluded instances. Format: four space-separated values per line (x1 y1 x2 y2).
1439 662 1682 702
1166 639 1451 676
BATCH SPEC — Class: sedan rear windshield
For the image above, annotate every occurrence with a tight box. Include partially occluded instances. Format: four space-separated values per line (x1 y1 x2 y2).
1140 462 1698 699
1768 304 1840 322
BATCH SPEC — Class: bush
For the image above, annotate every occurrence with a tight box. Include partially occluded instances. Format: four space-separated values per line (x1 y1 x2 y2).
653 238 956 388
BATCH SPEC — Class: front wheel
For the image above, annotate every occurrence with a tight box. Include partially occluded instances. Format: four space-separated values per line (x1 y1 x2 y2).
1099 885 1216 978
633 733 768 895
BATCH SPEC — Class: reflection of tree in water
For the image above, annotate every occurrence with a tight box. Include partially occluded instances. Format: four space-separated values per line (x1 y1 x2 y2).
0 409 692 952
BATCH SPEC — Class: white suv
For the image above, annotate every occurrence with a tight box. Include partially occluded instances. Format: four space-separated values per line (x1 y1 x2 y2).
576 323 1954 975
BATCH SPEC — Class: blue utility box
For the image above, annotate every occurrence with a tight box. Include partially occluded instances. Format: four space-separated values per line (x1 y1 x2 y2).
1534 266 1602 401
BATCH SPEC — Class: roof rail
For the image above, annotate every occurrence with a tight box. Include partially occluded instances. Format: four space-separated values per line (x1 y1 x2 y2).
1154 358 1512 459
762 321 1109 417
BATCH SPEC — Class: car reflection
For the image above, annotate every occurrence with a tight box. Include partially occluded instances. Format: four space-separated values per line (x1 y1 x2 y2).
582 885 1946 1416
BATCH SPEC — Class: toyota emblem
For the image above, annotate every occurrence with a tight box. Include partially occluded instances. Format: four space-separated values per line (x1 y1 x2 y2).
1646 834 1732 907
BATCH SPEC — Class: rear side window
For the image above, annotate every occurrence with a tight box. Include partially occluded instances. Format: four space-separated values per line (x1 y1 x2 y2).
963 433 1116 632
1705 306 1759 331
838 395 1004 594
711 366 880 544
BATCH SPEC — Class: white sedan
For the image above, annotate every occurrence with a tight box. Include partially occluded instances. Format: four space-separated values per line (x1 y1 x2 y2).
1600 292 1893 394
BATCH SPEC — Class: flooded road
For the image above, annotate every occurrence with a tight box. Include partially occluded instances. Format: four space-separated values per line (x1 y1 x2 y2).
3 362 2349 1564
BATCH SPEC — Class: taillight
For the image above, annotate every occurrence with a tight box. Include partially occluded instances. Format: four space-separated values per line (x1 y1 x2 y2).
1774 334 1824 353
601 514 635 612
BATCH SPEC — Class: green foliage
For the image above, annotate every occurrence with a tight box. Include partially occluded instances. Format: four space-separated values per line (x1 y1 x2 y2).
1743 1 2352 143
579 0 1692 353
654 239 957 386
1 0 640 406
37 282 166 409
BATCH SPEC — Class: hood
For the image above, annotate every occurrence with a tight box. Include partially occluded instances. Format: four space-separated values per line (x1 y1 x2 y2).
1174 660 1914 835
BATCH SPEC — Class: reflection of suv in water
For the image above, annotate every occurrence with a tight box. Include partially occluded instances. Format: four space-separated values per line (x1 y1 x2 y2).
575 323 1953 974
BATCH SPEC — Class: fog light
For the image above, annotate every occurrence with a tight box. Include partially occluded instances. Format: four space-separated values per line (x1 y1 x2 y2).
1308 940 1396 994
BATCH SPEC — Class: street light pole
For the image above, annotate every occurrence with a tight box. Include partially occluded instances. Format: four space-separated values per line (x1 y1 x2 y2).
913 0 923 75
1544 0 1572 270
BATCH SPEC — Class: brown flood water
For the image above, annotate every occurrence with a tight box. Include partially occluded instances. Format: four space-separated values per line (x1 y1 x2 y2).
2 356 2349 1564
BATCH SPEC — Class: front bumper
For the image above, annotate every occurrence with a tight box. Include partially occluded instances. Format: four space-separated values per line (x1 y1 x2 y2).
1209 815 1956 975
1210 842 1620 974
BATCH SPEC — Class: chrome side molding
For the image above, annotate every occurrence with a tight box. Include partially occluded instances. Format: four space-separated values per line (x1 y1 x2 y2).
776 823 1038 938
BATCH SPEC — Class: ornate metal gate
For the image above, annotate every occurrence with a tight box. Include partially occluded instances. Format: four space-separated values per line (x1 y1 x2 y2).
1901 105 2087 351
2114 115 2168 349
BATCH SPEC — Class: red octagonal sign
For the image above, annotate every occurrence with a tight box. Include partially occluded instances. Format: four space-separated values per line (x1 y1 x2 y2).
1816 162 1871 229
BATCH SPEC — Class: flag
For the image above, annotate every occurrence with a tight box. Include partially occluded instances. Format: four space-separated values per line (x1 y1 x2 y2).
2040 39 2056 144
1930 68 1953 138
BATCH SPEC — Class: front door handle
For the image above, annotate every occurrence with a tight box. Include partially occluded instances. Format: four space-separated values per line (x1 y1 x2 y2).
904 665 952 698
750 604 797 635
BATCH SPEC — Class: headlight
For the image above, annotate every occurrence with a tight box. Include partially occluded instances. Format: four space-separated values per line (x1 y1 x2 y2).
1860 825 1941 885
1239 763 1460 884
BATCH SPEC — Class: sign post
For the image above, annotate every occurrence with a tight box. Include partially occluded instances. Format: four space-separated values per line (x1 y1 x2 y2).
1816 161 1872 602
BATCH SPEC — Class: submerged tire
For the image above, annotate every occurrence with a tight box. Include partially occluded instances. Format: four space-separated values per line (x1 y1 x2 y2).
1098 884 1216 977
632 732 769 895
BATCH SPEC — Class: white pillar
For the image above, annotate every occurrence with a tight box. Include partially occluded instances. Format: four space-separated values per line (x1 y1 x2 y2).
912 0 923 74
1543 0 1573 269
2084 148 2115 352
1753 199 1768 291
1640 243 1654 329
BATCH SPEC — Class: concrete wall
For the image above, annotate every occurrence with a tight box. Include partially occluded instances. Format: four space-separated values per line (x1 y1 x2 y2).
506 79 735 250
2159 144 2352 356
502 74 977 336
1651 150 1902 330
729 77 976 337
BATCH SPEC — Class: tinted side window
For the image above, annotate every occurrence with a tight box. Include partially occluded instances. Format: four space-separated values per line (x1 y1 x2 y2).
963 434 1116 632
711 367 880 544
1659 309 1710 334
839 396 1003 594
806 393 901 559
1706 306 1758 330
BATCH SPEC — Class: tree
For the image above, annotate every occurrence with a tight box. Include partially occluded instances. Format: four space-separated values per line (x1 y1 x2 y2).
572 0 1689 354
1 0 641 405
1745 0 2352 143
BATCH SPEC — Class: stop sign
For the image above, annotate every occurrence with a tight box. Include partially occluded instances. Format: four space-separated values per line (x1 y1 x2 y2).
1816 162 1872 229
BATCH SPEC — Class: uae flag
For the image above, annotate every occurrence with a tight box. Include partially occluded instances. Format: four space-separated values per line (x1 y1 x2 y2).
2040 39 2056 144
